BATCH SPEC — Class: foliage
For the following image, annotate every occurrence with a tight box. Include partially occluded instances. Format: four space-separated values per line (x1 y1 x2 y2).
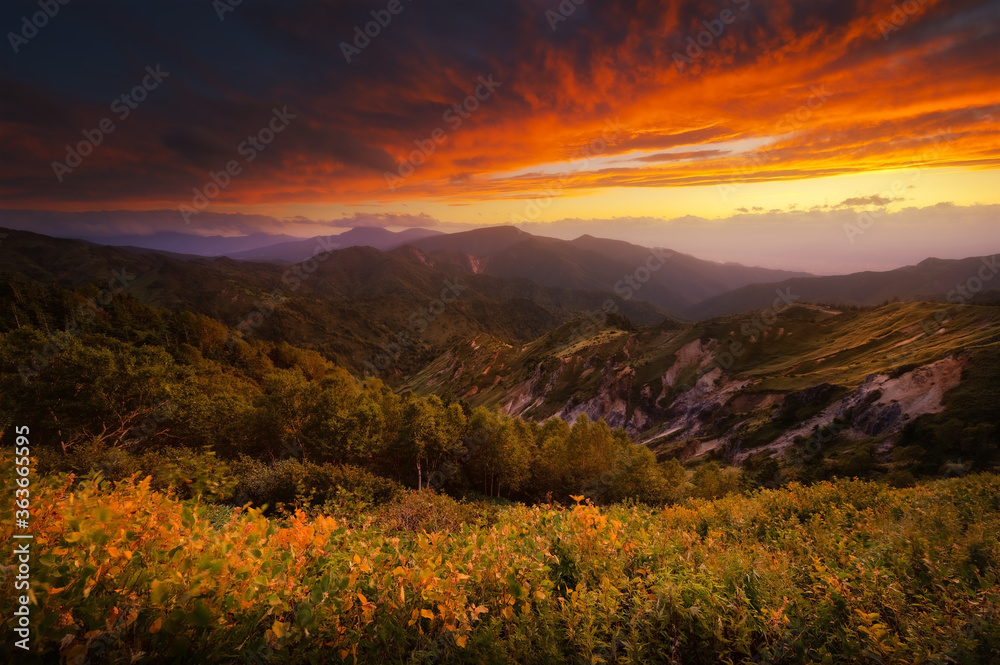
1 304 690 503
2 467 999 664
230 457 405 515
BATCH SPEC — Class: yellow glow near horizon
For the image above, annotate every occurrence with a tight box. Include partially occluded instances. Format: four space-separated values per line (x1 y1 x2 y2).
233 167 999 229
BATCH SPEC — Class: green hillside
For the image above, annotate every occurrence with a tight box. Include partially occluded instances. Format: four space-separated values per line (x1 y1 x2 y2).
0 228 670 378
406 301 1000 479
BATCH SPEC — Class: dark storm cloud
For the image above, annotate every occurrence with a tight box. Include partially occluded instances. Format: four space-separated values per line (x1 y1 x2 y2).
0 0 997 219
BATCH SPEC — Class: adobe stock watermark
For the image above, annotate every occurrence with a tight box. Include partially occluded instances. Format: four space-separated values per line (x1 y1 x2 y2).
566 247 671 342
763 419 848 487
673 0 751 72
706 287 800 372
229 235 341 346
425 419 500 491
52 65 170 182
545 0 586 31
121 401 177 448
383 75 501 191
340 0 414 63
18 267 138 382
362 278 468 378
7 0 70 54
718 84 831 201
509 117 625 224
946 255 1000 305
843 128 953 244
179 106 297 224
895 255 999 365
877 0 930 41
213 0 243 21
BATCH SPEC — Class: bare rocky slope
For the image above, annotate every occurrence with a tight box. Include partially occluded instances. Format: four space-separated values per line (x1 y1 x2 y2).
405 302 1000 473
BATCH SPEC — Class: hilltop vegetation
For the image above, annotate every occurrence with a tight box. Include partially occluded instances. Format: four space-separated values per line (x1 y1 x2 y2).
0 228 670 378
0 278 685 506
2 268 998 512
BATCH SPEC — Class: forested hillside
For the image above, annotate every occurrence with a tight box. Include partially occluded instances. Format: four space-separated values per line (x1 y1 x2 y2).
0 228 671 379
2 235 998 664
0 277 684 506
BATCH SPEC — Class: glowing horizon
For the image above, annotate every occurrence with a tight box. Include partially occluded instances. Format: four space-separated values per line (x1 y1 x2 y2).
1 0 998 272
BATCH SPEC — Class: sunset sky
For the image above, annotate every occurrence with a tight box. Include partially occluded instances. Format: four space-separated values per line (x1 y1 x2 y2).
1 0 998 272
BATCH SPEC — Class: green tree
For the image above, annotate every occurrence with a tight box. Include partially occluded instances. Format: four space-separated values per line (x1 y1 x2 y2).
401 395 467 490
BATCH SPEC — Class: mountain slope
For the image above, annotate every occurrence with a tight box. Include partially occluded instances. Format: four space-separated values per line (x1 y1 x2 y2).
688 255 1000 319
231 227 442 262
405 300 1000 476
0 227 670 377
405 226 810 313
70 231 302 256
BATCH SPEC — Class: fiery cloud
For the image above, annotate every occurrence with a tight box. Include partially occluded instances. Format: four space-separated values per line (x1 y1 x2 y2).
0 0 997 220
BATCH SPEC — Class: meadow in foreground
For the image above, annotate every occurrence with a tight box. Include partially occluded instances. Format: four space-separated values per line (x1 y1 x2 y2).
2 469 998 664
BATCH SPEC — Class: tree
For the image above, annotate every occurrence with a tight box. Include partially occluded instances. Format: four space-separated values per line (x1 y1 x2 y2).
253 368 322 461
604 446 685 505
401 395 467 490
0 331 176 454
690 462 743 499
465 409 535 498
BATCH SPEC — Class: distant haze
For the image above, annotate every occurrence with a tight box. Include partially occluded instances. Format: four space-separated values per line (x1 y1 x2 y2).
2 204 997 275
516 204 1000 274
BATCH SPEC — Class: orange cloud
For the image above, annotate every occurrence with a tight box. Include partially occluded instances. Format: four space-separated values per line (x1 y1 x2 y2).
1 0 997 215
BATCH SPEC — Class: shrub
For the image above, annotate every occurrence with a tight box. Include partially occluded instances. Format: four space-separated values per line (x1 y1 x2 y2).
689 461 744 499
230 456 404 514
886 469 916 488
376 489 478 532
3 464 1000 664
138 447 236 501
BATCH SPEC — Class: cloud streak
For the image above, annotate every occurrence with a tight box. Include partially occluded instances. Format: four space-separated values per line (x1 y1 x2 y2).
0 0 996 226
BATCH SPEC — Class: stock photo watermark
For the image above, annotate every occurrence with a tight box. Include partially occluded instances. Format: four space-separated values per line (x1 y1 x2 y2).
673 0 751 72
566 246 671 342
7 0 70 54
718 84 831 201
706 287 800 372
843 128 953 244
384 75 501 190
509 117 625 224
363 278 468 378
545 0 586 31
179 106 297 224
18 267 138 382
12 425 33 651
213 0 243 21
229 236 341 345
877 0 930 41
51 64 170 182
340 0 414 63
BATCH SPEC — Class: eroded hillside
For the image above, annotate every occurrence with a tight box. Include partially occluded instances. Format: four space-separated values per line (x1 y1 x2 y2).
405 302 1000 471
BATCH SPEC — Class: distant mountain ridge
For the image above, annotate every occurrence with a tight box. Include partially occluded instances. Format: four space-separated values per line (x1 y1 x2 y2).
401 226 812 313
68 231 302 257
232 227 442 261
687 254 1000 319
3 224 997 346
53 227 444 259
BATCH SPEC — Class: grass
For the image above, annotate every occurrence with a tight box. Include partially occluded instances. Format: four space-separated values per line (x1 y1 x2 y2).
410 302 1000 412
